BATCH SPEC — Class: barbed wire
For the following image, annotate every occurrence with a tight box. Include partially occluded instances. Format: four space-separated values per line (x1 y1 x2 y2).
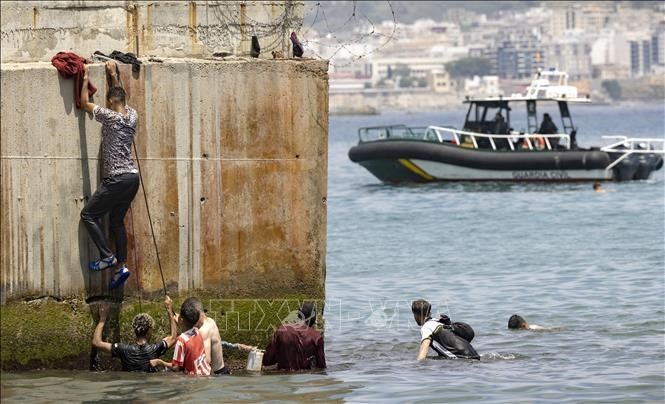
192 1 398 65
300 1 399 67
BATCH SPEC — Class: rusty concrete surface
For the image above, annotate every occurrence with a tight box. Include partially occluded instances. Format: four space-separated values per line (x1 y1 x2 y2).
1 1 304 62
0 58 329 302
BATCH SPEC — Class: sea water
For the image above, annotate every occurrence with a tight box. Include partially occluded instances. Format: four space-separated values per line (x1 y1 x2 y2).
2 104 664 402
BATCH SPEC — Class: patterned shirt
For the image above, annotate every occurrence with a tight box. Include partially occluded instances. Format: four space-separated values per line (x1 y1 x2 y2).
92 105 138 178
172 327 211 375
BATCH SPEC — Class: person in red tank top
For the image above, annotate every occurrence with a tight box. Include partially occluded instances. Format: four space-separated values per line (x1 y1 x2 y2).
150 298 211 375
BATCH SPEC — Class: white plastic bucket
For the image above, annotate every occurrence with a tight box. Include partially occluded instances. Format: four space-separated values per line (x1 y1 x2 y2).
246 349 264 371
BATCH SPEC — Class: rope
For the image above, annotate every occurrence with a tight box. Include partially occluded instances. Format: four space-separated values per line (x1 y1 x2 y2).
132 142 168 296
108 63 168 297
128 206 143 313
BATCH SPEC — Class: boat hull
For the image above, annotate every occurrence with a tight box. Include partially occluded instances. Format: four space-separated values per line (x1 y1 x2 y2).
349 140 614 183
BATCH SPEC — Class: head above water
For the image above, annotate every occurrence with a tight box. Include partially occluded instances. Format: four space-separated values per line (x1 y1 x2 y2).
411 299 432 326
180 297 201 329
132 313 155 339
107 86 126 111
298 301 317 327
508 314 529 329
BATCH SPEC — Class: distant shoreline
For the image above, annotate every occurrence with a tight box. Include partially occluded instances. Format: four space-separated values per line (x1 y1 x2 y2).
330 99 665 116
328 89 664 116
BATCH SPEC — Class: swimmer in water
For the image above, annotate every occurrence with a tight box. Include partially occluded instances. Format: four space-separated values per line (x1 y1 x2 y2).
412 299 480 360
593 182 605 193
508 314 545 331
92 295 178 372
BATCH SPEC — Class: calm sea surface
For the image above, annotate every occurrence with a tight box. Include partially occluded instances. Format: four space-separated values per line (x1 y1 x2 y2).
2 104 664 403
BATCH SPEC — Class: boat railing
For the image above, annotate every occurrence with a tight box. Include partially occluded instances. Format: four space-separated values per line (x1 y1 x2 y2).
600 136 665 170
426 126 571 151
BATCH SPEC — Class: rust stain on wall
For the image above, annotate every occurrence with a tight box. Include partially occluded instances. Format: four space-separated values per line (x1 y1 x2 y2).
32 7 38 29
1 59 328 302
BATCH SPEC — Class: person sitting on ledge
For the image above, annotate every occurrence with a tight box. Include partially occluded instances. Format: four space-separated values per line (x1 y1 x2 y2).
92 295 177 372
508 314 545 330
412 299 480 360
262 301 326 371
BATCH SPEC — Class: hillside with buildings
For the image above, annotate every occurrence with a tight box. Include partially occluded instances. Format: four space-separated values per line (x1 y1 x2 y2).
305 1 665 113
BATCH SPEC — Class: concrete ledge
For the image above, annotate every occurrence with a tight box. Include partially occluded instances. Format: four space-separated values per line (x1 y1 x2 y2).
1 1 304 62
0 293 324 370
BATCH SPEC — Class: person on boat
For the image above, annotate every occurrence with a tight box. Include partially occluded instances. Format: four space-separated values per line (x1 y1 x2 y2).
492 112 510 149
493 112 509 135
507 314 545 331
186 297 256 375
79 60 139 289
262 301 326 370
537 113 558 135
536 113 559 149
91 295 178 372
412 299 480 360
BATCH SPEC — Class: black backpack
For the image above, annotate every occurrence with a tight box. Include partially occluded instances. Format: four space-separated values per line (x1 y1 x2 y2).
437 315 475 342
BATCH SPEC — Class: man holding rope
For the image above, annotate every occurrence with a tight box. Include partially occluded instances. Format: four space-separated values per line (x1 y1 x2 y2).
79 60 139 289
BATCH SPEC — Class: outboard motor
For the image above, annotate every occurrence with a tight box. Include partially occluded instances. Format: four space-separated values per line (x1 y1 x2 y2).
613 155 640 181
633 143 662 180
610 144 639 181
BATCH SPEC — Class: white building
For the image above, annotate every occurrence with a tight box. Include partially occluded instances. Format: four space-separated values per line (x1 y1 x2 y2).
590 30 631 78
544 32 593 80
427 69 456 94
370 56 454 85
464 75 499 97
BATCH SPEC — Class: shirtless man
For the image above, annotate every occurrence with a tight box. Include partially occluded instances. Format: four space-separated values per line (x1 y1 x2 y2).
187 298 255 374
508 314 545 330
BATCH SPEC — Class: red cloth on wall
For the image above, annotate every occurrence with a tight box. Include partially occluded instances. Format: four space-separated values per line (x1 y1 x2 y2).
51 52 97 109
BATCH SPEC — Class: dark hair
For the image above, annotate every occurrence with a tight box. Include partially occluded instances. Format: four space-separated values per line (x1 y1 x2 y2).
188 297 204 312
132 313 155 338
508 314 527 329
107 86 126 103
298 301 317 327
593 182 601 190
180 297 201 329
411 299 431 319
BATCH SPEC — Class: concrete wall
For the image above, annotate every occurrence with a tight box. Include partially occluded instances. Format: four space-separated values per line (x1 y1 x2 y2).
1 1 304 62
0 58 329 302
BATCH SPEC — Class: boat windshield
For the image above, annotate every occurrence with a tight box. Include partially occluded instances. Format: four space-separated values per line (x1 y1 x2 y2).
358 125 431 143
463 100 511 135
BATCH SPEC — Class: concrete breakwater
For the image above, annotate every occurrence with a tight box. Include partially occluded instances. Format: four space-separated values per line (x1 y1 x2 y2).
0 58 329 369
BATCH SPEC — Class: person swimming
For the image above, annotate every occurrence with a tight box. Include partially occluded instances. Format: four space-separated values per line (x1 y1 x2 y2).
593 182 605 193
508 314 545 331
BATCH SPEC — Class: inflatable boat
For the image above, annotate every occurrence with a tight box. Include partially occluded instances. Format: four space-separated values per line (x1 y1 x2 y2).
348 70 664 184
